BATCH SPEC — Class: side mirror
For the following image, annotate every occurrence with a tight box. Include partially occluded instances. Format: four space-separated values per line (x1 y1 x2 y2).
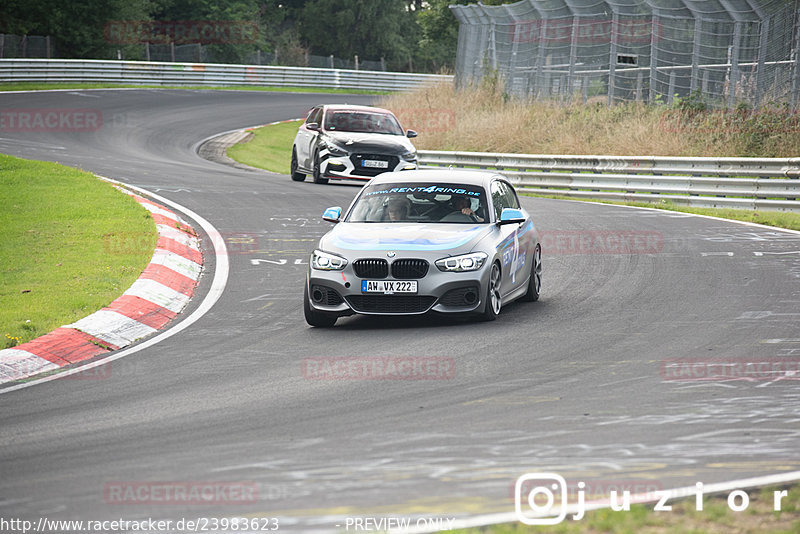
406 129 418 138
498 208 525 225
307 122 320 132
322 206 342 223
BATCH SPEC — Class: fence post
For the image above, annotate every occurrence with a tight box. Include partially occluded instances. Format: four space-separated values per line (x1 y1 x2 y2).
649 15 659 103
22 35 27 58
691 17 702 92
355 54 359 70
728 22 742 109
0 34 4 59
754 17 770 109
793 12 800 110
145 42 150 61
170 41 175 62
567 16 580 103
329 54 334 69
46 35 51 59
608 12 619 105
534 18 548 98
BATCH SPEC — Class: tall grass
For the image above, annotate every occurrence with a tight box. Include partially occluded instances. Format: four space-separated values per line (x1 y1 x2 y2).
379 82 800 157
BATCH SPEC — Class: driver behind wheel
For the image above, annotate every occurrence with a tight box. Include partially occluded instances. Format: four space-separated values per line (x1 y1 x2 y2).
451 196 484 222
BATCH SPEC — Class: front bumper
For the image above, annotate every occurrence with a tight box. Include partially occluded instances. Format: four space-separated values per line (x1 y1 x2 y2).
320 153 418 180
306 258 491 317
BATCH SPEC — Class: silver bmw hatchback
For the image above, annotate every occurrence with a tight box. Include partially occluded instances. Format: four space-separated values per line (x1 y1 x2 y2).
304 170 542 327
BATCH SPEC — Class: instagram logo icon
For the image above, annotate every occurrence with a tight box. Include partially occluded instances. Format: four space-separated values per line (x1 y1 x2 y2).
515 473 570 525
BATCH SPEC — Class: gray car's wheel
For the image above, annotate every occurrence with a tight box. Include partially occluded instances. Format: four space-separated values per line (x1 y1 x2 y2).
481 262 502 321
304 284 337 327
312 148 329 184
521 244 542 302
290 147 306 182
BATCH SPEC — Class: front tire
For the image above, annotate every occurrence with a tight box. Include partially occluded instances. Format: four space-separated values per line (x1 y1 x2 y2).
480 262 502 321
521 244 542 302
304 284 337 327
312 149 329 184
290 148 306 182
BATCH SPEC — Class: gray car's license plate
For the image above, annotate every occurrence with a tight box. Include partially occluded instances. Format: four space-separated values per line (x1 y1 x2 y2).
361 280 417 294
362 159 389 169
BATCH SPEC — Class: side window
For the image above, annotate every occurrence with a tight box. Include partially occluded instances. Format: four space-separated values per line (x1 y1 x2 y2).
500 181 520 209
306 107 321 125
490 181 508 220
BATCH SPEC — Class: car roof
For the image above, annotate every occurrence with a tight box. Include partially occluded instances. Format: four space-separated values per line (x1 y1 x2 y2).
368 169 506 189
321 104 394 115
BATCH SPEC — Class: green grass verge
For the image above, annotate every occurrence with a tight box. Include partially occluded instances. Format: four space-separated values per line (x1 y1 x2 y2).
449 483 800 533
0 82 389 95
0 154 157 348
226 120 303 175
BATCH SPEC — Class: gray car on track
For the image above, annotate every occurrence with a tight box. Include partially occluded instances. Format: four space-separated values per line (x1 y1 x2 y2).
290 104 418 184
304 170 542 327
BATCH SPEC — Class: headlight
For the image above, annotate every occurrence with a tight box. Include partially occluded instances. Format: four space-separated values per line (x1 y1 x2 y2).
320 139 348 156
401 150 417 160
312 250 348 271
435 252 488 272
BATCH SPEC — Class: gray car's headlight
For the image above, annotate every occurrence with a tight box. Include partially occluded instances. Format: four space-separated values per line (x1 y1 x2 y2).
435 252 488 272
320 139 348 156
401 150 417 160
312 250 348 271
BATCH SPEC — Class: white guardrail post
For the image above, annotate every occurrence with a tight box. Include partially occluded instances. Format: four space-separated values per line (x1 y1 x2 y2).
418 150 800 212
0 58 452 91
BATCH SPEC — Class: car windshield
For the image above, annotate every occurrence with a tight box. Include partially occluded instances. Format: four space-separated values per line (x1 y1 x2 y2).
347 183 489 224
324 111 404 135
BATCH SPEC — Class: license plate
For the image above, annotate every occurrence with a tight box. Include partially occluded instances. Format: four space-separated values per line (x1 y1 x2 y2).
361 280 417 294
362 159 389 169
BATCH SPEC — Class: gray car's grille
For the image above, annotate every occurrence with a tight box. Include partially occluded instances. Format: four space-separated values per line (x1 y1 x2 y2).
346 295 436 314
353 259 388 279
391 259 429 279
350 154 399 177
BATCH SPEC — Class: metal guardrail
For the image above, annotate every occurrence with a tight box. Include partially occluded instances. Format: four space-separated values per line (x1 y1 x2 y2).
0 59 452 91
418 150 800 212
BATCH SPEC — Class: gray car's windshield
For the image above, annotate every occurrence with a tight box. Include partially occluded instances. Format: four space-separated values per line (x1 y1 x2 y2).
324 111 404 135
347 183 489 224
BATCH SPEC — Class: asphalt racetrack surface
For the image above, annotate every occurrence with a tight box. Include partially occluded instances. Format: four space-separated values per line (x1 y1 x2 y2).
2 89 800 532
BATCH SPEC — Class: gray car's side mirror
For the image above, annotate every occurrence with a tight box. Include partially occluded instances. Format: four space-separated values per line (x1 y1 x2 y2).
406 130 417 138
307 122 320 132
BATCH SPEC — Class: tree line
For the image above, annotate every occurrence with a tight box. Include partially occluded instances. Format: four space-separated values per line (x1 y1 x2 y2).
0 0 511 72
